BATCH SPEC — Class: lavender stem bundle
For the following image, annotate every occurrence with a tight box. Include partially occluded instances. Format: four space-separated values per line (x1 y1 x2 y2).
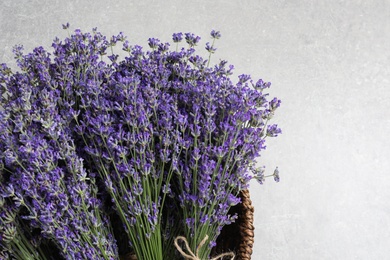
0 50 118 259
0 25 281 260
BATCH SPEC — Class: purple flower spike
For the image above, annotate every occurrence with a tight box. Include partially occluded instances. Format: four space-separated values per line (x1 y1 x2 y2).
172 32 183 43
148 38 160 49
62 22 70 29
273 167 280 182
184 32 201 47
205 42 217 53
210 30 221 39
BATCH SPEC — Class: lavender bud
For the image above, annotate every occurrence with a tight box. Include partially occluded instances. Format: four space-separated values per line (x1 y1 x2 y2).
210 30 221 39
172 32 183 43
273 167 280 182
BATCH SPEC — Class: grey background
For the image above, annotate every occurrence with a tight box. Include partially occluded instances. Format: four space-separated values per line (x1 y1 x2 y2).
1 0 389 259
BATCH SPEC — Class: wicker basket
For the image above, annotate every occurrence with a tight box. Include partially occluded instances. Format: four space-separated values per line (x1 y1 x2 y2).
120 189 254 260
212 189 254 260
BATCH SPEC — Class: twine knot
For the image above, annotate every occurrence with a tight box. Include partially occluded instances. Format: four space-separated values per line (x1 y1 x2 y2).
174 235 235 260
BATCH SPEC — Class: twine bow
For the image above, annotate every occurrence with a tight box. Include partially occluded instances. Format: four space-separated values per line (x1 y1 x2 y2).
174 235 235 260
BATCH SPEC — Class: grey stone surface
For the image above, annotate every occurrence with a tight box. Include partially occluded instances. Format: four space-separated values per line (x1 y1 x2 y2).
1 0 389 259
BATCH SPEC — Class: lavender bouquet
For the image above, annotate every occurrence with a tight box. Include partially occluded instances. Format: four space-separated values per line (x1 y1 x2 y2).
0 25 281 260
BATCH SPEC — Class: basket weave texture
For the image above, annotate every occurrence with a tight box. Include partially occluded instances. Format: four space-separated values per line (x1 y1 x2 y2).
120 189 254 260
212 189 254 260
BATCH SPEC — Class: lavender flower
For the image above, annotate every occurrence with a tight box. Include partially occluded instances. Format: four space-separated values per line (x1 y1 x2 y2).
62 23 70 30
266 124 282 137
205 42 217 53
210 30 221 39
273 167 280 182
172 32 183 43
184 33 201 47
148 38 160 49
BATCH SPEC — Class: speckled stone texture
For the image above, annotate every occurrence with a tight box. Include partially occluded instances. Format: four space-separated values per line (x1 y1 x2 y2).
1 1 389 259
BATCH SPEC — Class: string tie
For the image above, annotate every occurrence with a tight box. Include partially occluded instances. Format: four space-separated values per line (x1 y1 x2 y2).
174 235 235 260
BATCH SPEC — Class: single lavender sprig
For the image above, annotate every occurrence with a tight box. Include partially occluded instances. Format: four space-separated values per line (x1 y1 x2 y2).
206 30 221 67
